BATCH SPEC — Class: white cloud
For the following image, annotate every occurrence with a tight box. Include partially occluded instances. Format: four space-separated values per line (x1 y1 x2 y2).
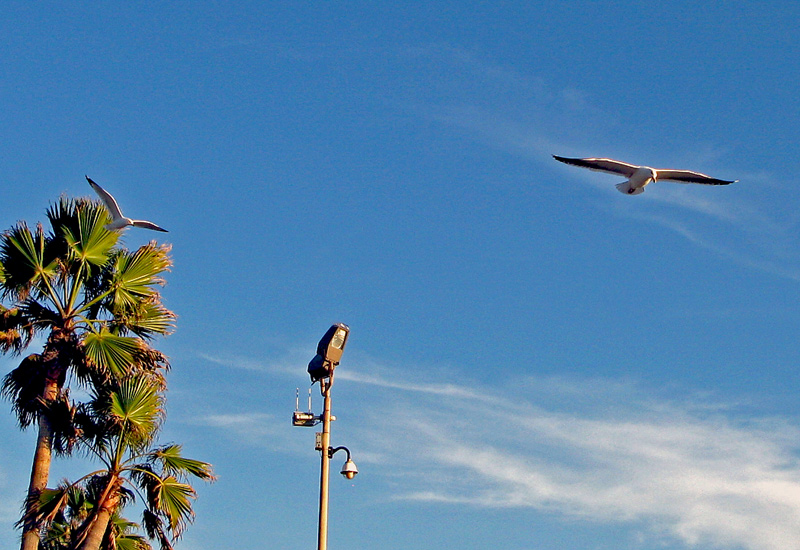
198 349 800 550
198 349 311 377
338 370 800 550
197 353 271 373
335 368 491 402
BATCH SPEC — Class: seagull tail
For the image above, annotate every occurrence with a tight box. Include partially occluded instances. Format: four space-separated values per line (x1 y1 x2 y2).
615 181 645 195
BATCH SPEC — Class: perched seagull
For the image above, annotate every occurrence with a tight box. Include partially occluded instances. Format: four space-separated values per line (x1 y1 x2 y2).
86 176 168 232
552 155 737 195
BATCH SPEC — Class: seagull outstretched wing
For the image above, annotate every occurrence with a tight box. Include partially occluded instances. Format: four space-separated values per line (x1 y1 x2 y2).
654 169 736 185
86 176 168 232
86 176 124 220
552 156 639 177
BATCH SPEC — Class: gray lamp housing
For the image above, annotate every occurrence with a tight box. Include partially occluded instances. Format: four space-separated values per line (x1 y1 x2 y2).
307 323 350 383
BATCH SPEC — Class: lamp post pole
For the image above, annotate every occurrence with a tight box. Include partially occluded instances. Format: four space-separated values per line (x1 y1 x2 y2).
303 323 354 550
317 376 333 550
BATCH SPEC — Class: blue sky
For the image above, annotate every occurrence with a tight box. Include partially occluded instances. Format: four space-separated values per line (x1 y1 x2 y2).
2 2 800 549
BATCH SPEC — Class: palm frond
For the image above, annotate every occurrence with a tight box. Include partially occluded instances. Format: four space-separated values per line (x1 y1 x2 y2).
72 400 115 457
105 243 172 314
45 394 82 456
115 532 152 550
148 477 196 538
149 445 216 481
109 376 164 449
130 346 170 387
112 514 141 533
2 353 46 427
112 298 176 339
19 483 71 529
37 491 91 550
65 484 91 518
41 521 71 549
83 330 144 380
0 222 58 302
141 509 173 550
18 298 59 331
60 199 118 268
45 196 80 261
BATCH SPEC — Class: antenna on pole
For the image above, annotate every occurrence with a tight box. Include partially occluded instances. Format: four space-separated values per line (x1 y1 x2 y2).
292 387 320 427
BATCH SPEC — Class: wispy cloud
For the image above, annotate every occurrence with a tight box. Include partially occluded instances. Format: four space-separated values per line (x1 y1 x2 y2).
624 208 800 283
197 350 307 377
197 352 271 373
335 368 490 402
341 371 800 550
199 351 800 550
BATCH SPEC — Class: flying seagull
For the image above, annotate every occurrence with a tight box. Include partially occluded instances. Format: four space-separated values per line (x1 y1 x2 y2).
86 176 168 232
552 156 737 195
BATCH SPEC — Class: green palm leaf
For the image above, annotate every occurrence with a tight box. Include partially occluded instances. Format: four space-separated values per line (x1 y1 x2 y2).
150 445 216 481
109 376 163 448
115 532 152 550
45 196 79 244
24 485 71 526
0 222 58 300
83 330 143 379
150 476 196 537
106 244 172 313
108 513 151 550
60 201 118 268
112 298 175 339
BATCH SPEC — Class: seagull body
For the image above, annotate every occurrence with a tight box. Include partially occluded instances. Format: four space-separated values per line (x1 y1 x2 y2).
86 176 168 232
552 156 737 195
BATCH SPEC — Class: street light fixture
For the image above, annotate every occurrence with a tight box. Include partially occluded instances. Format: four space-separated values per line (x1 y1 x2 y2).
307 323 350 383
294 323 356 550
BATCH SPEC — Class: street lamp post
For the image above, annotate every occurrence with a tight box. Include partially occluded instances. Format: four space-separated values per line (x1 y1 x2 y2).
294 323 357 550
316 376 333 550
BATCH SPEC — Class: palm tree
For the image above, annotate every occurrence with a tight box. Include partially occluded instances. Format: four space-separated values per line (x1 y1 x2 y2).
28 374 215 550
0 196 175 550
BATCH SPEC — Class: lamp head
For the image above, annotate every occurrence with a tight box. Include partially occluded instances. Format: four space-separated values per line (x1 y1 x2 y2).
340 458 358 480
317 323 350 364
308 323 350 383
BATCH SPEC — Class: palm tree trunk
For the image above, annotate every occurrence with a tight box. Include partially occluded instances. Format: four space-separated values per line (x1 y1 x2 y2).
78 476 122 550
20 376 58 550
